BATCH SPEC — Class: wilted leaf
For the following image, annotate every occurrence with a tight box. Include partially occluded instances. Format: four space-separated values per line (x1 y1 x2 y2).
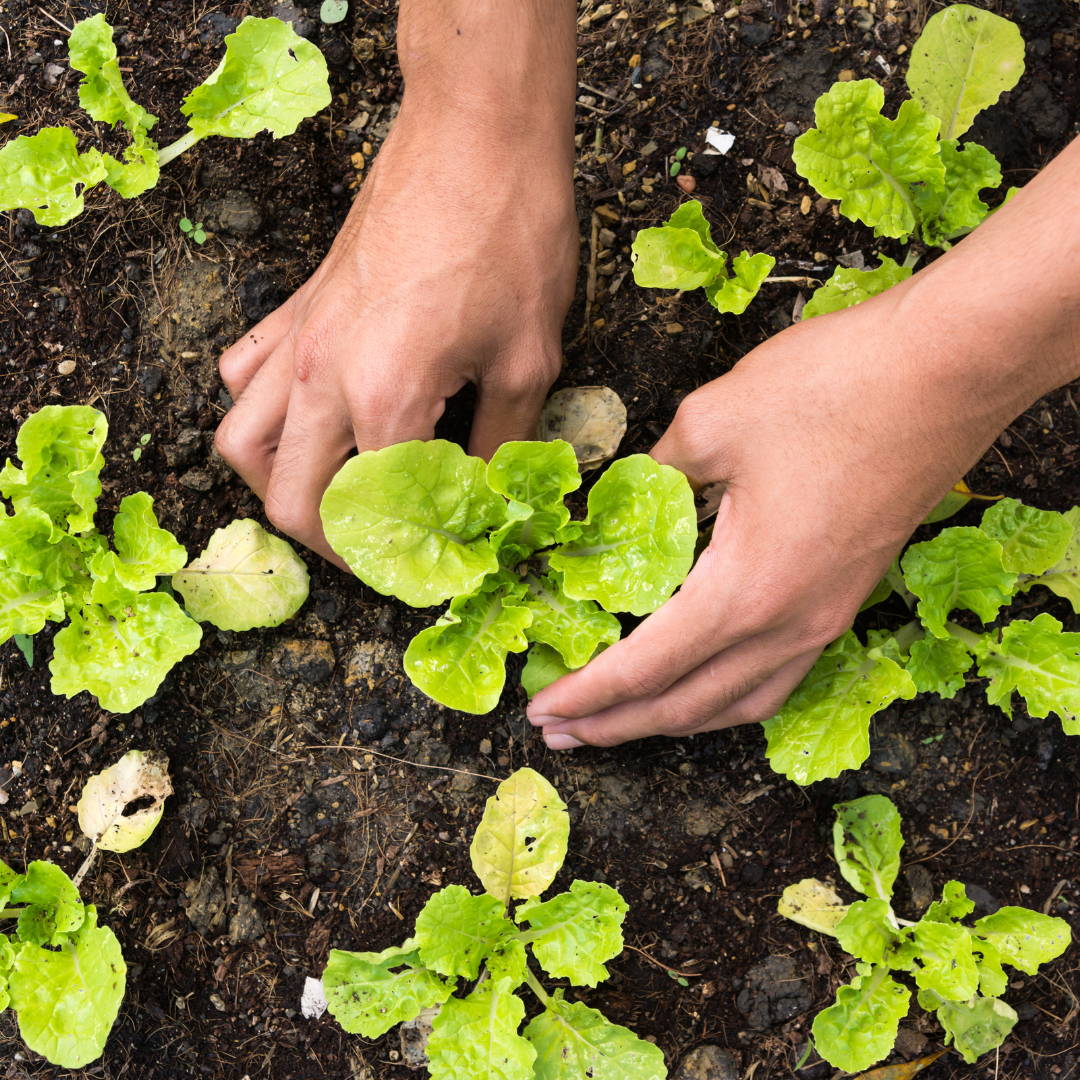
77 749 172 853
778 878 849 935
853 1050 945 1079
537 387 627 470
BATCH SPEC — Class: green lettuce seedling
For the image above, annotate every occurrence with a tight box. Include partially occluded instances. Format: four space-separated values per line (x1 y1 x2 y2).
780 795 1071 1073
630 200 776 314
764 497 1080 785
794 4 1024 318
1 405 309 712
319 439 696 713
0 14 330 226
323 767 668 1080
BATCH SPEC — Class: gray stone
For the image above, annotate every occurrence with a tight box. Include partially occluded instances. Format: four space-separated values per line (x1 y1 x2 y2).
673 1046 740 1080
735 955 812 1030
203 191 263 238
228 894 265 944
184 867 226 934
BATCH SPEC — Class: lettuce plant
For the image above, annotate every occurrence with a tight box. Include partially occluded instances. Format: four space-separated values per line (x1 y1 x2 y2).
630 200 775 315
780 795 1071 1073
794 3 1025 318
0 14 330 226
764 498 1080 785
319 439 696 713
1 405 309 712
323 767 667 1080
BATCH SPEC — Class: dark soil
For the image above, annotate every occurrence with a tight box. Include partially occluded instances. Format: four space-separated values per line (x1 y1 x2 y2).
1 1 1078 1079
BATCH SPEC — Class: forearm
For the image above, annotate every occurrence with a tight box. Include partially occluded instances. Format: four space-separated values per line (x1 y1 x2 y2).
397 0 577 166
897 137 1080 432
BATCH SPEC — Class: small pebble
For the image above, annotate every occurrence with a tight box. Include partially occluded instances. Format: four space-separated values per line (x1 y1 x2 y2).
57 359 76 376
676 174 698 194
665 323 684 335
838 68 856 81
800 194 812 214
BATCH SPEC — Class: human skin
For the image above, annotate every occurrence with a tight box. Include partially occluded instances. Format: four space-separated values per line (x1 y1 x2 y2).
529 136 1080 748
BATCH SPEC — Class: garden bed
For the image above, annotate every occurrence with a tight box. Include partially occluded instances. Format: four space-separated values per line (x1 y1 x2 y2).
0 0 1078 1077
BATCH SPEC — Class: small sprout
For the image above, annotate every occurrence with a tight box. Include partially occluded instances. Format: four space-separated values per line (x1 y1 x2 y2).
179 217 206 244
131 432 151 461
319 0 349 23
674 146 688 161
669 160 681 177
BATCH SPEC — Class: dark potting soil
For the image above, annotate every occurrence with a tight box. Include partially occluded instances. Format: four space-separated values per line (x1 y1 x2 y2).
0 1 1078 1078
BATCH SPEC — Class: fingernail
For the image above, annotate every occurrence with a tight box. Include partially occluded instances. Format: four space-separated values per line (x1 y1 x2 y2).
545 733 584 750
528 713 565 727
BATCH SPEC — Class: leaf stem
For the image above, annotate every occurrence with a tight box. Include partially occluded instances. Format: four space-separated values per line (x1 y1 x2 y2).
0 907 27 918
156 130 200 168
763 274 822 286
891 619 925 653
944 621 985 650
901 247 921 270
523 963 551 1008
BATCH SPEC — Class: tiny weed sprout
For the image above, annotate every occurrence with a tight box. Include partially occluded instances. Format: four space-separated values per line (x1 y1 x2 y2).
0 405 309 712
131 432 151 462
179 217 206 244
780 795 1071 1073
323 768 668 1080
0 15 330 227
763 497 1080 785
319 439 697 713
0 751 171 1068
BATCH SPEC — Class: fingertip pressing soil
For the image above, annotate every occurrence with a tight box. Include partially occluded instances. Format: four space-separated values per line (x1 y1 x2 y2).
0 1 1078 1078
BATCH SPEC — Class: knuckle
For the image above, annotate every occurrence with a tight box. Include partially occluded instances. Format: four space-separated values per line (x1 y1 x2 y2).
263 490 306 537
213 414 252 467
798 609 852 651
618 665 671 701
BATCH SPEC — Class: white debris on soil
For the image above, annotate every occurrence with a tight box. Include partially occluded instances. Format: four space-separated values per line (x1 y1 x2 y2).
301 976 328 1020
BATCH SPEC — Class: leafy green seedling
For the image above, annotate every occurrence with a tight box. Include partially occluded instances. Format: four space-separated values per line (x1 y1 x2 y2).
324 767 668 1079
631 200 775 315
320 0 349 23
131 432 151 461
0 405 310 712
763 497 1080 785
0 751 171 1067
780 795 1071 1073
793 4 1024 318
320 439 696 713
0 15 330 226
178 217 206 244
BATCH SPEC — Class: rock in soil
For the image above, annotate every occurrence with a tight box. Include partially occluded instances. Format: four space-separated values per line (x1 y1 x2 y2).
400 1005 440 1068
735 954 813 1030
672 1046 741 1080
202 190 263 238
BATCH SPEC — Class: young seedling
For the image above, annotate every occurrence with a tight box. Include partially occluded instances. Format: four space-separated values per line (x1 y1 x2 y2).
0 405 310 712
0 751 172 1068
131 432 151 461
0 15 330 226
780 795 1071 1073
323 767 668 1079
178 217 206 244
763 497 1080 785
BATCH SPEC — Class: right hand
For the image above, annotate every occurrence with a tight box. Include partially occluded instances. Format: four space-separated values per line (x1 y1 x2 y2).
214 100 579 564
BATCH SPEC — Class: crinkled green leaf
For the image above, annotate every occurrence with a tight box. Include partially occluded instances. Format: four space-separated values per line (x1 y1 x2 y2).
704 250 776 315
181 17 331 141
525 993 667 1080
522 643 574 698
905 634 973 698
1025 506 1080 613
1 405 107 533
10 861 85 947
516 880 628 987
50 592 202 713
835 899 900 965
88 493 187 594
404 585 531 714
812 966 911 1074
485 937 528 989
907 4 1025 141
69 14 157 136
427 978 536 1080
322 942 453 1038
470 767 569 903
0 861 19 909
972 907 1072 975
778 878 850 935
914 140 1001 247
631 213 726 290
415 885 516 979
901 526 1017 637
321 439 504 608
975 613 1080 734
101 139 159 199
802 255 912 319
972 941 1008 997
979 497 1073 575
549 455 696 616
487 440 580 516
0 127 107 226
833 795 903 902
172 518 309 631
933 995 1017 1064
0 566 65 644
792 80 944 239
8 905 125 1069
906 919 979 1001
665 200 721 252
763 633 917 785
925 880 975 924
521 570 621 669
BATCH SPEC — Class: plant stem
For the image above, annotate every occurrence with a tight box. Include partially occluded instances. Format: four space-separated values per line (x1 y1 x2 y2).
764 274 822 286
891 619 925 653
0 907 27 918
156 130 200 168
944 621 985 650
523 964 551 1008
72 846 98 889
901 248 922 270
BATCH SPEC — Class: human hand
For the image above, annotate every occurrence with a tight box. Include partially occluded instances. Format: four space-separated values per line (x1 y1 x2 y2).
526 277 1048 749
214 99 578 564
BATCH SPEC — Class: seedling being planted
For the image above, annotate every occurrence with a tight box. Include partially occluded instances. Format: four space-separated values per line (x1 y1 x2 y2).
780 795 1071 1073
0 405 310 712
323 767 668 1080
0 15 330 226
319 439 697 713
763 497 1080 785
